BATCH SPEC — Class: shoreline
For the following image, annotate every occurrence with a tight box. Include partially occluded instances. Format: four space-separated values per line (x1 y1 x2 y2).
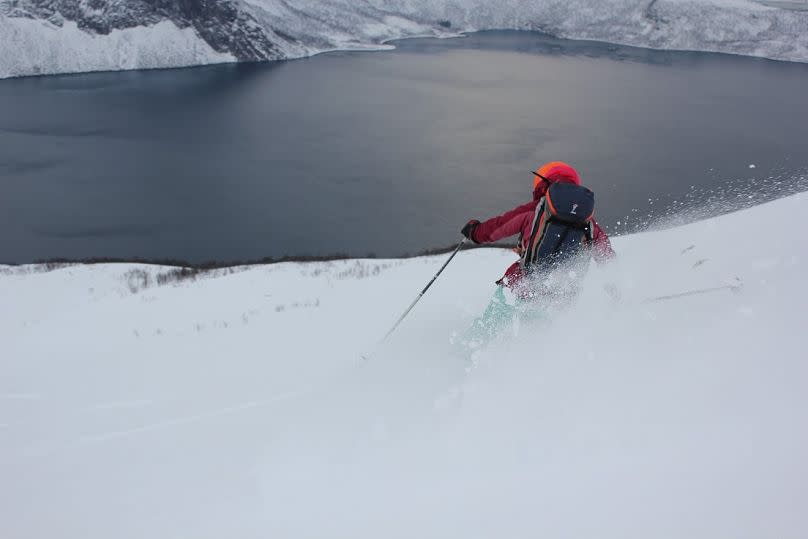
2 22 808 82
0 243 514 272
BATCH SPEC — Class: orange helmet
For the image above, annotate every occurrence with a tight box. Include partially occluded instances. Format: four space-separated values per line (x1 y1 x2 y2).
533 161 581 189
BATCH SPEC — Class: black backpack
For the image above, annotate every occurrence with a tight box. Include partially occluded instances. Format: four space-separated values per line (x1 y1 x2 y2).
521 182 595 271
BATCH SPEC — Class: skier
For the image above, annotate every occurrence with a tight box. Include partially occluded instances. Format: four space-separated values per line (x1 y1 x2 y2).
457 161 615 350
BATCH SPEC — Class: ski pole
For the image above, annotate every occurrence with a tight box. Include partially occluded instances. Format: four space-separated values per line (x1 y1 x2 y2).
361 238 468 361
381 237 468 342
643 277 743 303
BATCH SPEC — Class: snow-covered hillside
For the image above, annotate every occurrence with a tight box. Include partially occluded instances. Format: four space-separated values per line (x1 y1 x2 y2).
2 0 808 79
2 193 807 538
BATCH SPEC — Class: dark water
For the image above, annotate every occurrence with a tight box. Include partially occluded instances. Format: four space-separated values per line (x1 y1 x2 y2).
1 31 807 264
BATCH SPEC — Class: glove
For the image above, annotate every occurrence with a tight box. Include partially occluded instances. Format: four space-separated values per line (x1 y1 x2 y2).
461 219 480 242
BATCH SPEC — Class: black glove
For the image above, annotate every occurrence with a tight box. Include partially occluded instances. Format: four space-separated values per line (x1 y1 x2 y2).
461 219 480 242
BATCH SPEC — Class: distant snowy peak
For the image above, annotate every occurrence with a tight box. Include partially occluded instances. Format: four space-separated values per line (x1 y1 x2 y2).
2 0 808 79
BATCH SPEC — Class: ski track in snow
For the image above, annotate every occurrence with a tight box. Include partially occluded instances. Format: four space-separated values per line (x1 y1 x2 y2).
2 393 44 401
83 399 156 411
75 391 306 446
4 391 311 460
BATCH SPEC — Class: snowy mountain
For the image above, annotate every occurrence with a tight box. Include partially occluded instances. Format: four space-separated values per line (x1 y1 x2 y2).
2 192 807 537
2 0 808 79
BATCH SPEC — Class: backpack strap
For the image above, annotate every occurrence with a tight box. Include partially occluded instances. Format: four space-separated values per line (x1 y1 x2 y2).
521 198 550 267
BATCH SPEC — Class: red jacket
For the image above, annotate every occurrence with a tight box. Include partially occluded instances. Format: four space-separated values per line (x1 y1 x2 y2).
471 181 615 287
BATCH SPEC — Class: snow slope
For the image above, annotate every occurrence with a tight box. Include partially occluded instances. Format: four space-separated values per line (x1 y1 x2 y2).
0 18 235 79
2 0 808 79
2 192 807 537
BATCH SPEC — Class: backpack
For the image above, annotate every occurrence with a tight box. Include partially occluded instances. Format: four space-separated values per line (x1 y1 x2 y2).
521 182 595 272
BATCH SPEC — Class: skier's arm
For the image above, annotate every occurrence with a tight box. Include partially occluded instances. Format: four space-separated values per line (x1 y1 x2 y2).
470 202 535 244
591 220 616 263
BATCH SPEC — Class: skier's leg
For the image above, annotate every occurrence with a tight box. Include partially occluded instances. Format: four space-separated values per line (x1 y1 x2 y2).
453 286 516 357
514 297 551 326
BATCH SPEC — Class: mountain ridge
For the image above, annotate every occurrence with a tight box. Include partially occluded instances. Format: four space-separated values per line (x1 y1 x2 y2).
2 0 808 79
